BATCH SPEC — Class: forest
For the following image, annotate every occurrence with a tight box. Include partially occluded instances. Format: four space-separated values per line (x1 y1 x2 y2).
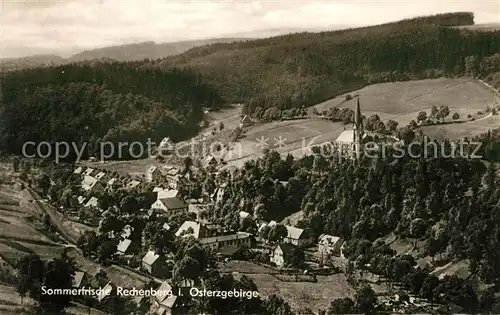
0 64 223 159
149 12 500 111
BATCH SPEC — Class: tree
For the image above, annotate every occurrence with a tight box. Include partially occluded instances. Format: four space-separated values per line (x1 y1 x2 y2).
12 156 20 172
430 105 439 121
419 275 439 305
263 294 293 315
219 122 225 131
38 259 74 314
439 105 451 122
397 127 415 145
387 120 399 132
417 111 428 123
268 224 287 242
452 112 460 120
35 172 51 196
120 195 140 214
355 285 377 313
16 254 44 305
289 247 305 268
327 297 355 314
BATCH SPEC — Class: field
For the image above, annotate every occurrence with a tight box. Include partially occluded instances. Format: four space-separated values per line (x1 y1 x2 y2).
210 78 499 167
313 78 498 126
223 260 354 312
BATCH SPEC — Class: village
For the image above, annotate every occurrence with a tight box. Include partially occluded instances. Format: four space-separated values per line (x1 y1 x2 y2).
69 150 349 314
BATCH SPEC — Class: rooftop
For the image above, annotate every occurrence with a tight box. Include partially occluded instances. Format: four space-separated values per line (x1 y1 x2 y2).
142 250 160 265
199 233 250 245
159 197 187 210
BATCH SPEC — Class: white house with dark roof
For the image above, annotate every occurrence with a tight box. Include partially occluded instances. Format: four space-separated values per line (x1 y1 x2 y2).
95 171 106 180
283 225 313 247
81 176 98 191
318 234 342 256
152 197 188 214
270 243 298 267
73 166 83 175
83 168 94 176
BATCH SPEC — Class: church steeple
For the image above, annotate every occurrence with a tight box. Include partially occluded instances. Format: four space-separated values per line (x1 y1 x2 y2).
354 96 362 130
353 95 363 160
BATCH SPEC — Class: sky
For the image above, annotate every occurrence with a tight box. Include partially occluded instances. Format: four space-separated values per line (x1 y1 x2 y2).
1 0 499 58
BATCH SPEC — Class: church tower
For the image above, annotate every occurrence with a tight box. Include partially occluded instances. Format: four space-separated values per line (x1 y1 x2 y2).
353 96 364 159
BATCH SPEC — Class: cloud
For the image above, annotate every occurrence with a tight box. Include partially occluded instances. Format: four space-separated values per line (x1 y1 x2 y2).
1 0 499 58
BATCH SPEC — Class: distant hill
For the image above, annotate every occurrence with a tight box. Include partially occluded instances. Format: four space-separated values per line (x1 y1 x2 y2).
68 38 252 62
0 38 251 71
0 54 65 72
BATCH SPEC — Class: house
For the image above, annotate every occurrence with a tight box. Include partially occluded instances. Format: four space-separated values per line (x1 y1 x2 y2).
199 233 251 251
204 155 218 167
72 271 87 288
121 225 133 239
163 223 171 231
151 197 188 214
333 97 364 160
146 166 161 182
157 189 179 199
215 184 226 203
188 204 202 220
142 251 169 277
84 197 98 208
318 234 342 257
284 225 313 247
270 243 298 267
73 166 83 175
95 172 106 180
77 195 86 205
81 176 97 191
159 137 172 149
239 211 250 219
83 168 94 176
175 221 208 239
239 114 252 128
97 282 113 303
107 178 118 189
153 186 164 193
152 282 180 315
127 180 141 190
116 239 132 255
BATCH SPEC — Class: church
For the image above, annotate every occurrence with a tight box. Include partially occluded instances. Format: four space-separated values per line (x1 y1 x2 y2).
333 96 365 159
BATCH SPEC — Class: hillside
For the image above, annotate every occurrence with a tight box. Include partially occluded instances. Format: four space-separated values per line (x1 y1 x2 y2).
0 63 223 160
0 38 249 72
68 38 251 62
149 12 500 113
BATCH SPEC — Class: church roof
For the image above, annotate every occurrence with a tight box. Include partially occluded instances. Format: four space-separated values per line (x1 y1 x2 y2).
335 130 355 143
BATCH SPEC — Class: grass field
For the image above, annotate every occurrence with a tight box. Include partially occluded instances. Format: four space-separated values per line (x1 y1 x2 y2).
224 260 354 312
313 78 498 126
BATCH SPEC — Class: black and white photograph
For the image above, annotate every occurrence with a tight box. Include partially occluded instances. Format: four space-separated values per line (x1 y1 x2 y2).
0 0 500 314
